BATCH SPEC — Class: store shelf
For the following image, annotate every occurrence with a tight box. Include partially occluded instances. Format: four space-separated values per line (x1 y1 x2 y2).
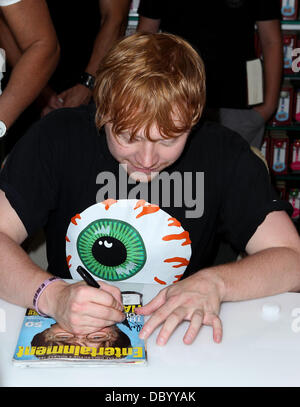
284 73 300 80
272 174 300 180
266 124 300 131
281 20 300 30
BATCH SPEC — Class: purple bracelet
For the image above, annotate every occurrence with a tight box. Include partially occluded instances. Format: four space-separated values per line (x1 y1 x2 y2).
33 276 62 317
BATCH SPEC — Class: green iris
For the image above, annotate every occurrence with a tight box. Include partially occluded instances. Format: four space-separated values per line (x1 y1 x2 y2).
77 219 146 281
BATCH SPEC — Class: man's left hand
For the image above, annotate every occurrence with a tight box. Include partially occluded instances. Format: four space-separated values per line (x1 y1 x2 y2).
136 271 225 345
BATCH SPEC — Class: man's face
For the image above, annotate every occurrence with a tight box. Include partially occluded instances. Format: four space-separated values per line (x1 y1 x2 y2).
105 122 190 182
45 323 121 348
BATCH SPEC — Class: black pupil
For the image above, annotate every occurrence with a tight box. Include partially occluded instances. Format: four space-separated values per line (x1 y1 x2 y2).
92 236 127 267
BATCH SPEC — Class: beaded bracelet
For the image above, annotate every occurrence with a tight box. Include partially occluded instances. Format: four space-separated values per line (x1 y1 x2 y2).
33 276 62 317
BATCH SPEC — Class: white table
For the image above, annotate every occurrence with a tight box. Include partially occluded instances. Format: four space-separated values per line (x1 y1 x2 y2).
0 286 300 387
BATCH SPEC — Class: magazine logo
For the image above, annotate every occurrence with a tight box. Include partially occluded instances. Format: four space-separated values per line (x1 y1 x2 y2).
0 308 6 333
291 308 300 333
96 164 204 219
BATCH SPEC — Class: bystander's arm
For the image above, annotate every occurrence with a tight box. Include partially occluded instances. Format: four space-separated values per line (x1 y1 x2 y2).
57 0 131 108
85 0 131 78
0 13 21 67
137 15 160 33
253 19 283 121
0 0 59 129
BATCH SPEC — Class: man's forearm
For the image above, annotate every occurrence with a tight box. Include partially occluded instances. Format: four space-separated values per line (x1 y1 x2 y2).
0 231 56 308
203 247 300 302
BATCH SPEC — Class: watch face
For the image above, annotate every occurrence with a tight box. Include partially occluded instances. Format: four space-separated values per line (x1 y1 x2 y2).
0 120 6 138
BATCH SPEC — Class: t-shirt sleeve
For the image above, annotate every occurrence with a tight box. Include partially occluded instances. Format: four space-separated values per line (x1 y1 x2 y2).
138 0 162 19
0 116 62 237
254 0 281 21
218 142 293 252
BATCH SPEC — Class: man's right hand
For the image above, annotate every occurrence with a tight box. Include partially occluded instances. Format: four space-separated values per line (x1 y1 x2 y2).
38 279 125 334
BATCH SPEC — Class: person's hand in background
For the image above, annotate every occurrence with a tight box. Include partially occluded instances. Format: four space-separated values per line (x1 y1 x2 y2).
57 84 93 109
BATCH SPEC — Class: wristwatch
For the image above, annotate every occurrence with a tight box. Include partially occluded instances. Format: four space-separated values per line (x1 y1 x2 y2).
79 72 95 90
0 120 7 138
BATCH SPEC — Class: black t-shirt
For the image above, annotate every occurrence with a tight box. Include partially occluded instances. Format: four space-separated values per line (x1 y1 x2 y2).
138 0 281 108
0 105 292 283
46 0 101 93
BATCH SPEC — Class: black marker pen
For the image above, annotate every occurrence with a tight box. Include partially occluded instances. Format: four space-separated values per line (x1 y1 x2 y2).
76 265 127 326
76 265 100 288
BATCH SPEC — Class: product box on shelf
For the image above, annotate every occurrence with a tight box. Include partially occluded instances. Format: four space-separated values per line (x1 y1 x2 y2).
293 38 300 73
275 180 288 200
290 139 300 172
269 132 290 175
281 0 299 20
283 34 297 74
289 189 300 220
294 89 300 121
129 0 140 15
270 87 294 126
126 0 140 36
260 134 270 167
126 20 138 36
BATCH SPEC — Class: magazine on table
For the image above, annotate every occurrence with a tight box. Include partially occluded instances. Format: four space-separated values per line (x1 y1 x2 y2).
12 283 147 367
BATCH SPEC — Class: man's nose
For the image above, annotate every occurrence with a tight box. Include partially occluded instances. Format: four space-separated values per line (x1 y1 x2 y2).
136 141 158 169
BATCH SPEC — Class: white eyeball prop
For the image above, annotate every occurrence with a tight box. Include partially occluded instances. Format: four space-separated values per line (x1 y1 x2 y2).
66 199 192 286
